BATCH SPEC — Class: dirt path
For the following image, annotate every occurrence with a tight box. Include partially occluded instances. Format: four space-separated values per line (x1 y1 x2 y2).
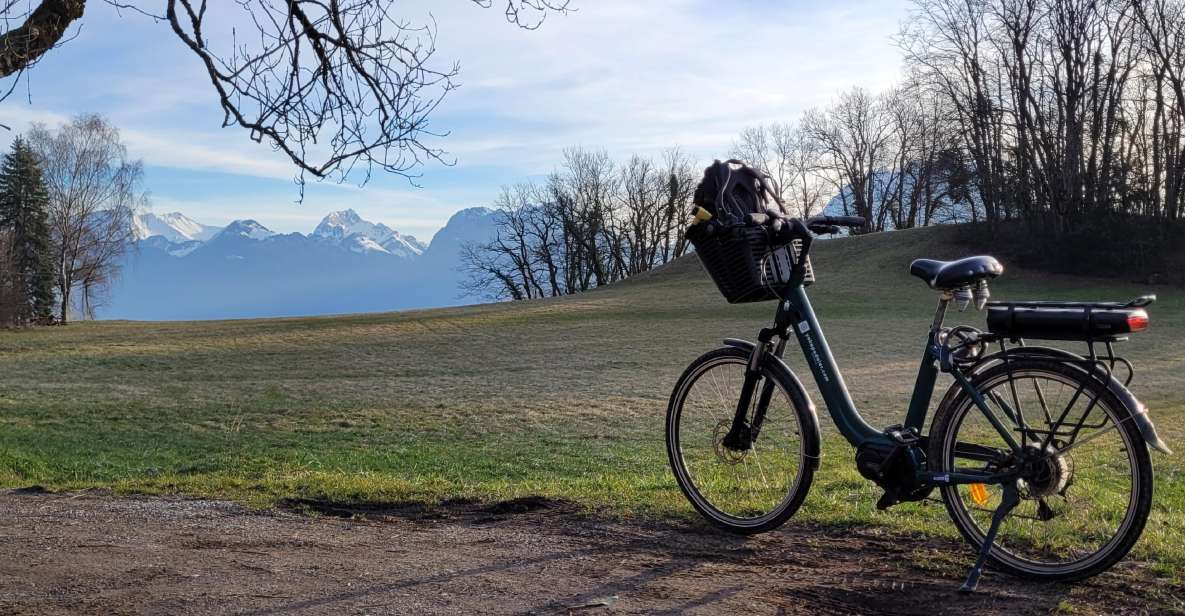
0 490 1179 615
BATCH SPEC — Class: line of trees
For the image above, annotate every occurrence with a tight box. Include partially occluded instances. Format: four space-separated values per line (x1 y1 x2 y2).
745 0 1185 236
461 148 697 300
732 86 979 233
902 0 1185 228
466 0 1185 299
0 114 141 326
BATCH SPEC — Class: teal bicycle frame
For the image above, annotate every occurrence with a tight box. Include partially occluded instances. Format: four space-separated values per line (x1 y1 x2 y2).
711 222 1168 592
721 241 1041 490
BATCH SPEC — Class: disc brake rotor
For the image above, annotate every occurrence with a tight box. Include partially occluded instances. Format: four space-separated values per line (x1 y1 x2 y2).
713 419 748 465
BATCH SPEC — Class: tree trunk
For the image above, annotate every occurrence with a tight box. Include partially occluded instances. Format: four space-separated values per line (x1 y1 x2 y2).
58 285 69 324
0 1 87 78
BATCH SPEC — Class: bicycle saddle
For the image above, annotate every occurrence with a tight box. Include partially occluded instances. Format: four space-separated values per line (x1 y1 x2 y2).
909 256 1003 290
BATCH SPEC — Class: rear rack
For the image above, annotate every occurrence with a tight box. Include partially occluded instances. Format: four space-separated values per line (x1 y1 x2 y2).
984 295 1156 310
984 295 1154 343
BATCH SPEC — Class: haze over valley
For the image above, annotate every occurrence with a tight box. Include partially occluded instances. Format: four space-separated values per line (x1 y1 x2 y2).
108 208 498 320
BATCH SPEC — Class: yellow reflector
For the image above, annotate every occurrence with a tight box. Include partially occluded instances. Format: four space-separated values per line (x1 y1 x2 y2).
968 483 990 506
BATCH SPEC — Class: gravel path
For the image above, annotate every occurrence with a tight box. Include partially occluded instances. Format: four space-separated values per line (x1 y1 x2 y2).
0 489 1178 615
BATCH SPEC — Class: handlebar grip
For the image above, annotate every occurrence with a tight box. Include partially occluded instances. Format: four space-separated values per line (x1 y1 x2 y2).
745 213 771 226
808 215 866 228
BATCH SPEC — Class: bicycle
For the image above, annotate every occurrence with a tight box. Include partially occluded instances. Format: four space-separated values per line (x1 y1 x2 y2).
666 210 1170 592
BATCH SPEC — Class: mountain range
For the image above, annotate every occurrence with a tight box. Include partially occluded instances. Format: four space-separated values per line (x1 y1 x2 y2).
104 208 499 320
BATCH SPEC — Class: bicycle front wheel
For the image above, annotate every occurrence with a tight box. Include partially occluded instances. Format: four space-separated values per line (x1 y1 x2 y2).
930 359 1153 581
666 346 818 534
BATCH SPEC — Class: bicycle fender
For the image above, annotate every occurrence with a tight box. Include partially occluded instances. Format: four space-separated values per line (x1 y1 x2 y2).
973 346 1172 455
723 338 823 469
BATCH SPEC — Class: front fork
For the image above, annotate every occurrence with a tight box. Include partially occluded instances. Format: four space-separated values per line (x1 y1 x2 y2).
723 332 786 451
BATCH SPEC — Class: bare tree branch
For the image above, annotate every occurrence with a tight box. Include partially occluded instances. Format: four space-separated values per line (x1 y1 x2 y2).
0 0 570 189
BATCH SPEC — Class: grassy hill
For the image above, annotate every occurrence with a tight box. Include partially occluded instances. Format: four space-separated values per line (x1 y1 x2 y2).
1 224 1182 577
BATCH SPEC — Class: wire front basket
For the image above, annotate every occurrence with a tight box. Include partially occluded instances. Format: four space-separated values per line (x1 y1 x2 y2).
689 224 813 303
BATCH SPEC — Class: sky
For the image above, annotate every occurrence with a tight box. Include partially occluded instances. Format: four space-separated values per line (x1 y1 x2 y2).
0 0 910 242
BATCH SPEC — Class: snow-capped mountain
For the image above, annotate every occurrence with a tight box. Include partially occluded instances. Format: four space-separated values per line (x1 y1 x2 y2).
133 212 222 242
312 209 425 258
106 207 499 320
215 219 277 241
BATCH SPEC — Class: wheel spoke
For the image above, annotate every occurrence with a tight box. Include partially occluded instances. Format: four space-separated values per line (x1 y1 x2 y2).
935 363 1147 577
668 353 810 528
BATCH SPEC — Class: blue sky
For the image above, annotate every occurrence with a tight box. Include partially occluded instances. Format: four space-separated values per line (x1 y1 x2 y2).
0 0 909 242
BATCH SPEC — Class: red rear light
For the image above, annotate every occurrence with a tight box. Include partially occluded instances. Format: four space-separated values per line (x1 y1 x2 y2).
1128 310 1149 332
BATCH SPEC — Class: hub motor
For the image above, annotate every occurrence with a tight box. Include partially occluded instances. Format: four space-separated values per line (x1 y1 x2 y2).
1017 445 1073 499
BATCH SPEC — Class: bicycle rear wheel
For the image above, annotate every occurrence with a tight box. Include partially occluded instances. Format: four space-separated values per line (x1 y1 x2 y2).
930 359 1153 581
666 346 818 534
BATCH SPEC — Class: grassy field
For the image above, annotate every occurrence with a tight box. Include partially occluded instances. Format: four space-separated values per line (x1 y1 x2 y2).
1 225 1182 579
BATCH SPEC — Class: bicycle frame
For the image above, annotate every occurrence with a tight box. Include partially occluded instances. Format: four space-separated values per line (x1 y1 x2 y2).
698 224 1166 592
726 278 1023 487
719 224 1170 496
730 281 929 449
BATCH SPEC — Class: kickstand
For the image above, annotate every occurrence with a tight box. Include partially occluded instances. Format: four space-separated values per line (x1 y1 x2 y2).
959 481 1020 594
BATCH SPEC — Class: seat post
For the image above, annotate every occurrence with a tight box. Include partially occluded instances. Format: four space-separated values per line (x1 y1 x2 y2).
930 293 952 337
904 292 953 432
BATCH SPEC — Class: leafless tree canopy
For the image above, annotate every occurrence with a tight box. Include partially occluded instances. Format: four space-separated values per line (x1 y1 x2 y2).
463 147 696 301
29 114 142 322
730 84 971 235
0 1 571 184
736 0 1185 237
900 0 1185 228
730 123 830 220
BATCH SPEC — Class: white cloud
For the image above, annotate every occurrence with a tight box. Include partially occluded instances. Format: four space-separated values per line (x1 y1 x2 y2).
0 103 298 181
117 128 298 181
409 0 909 166
0 0 912 238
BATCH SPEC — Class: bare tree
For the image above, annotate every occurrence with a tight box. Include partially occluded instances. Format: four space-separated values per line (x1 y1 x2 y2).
802 88 894 232
731 123 831 219
731 124 794 208
461 184 546 301
901 0 1011 224
0 1 570 184
902 0 1185 230
463 146 697 301
554 147 616 288
29 114 142 323
659 148 696 261
1133 0 1185 219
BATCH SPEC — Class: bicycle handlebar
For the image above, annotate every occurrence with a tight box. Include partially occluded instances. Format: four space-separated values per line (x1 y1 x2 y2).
743 212 866 245
741 213 867 282
806 215 867 229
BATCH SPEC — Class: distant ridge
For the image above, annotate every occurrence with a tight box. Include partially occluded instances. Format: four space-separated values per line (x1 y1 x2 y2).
133 212 222 243
108 208 500 320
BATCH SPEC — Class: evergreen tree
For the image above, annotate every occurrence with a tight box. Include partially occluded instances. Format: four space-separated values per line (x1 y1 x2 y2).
0 137 56 324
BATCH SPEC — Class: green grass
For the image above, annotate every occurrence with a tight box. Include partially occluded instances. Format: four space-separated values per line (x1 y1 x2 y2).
1 225 1182 579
